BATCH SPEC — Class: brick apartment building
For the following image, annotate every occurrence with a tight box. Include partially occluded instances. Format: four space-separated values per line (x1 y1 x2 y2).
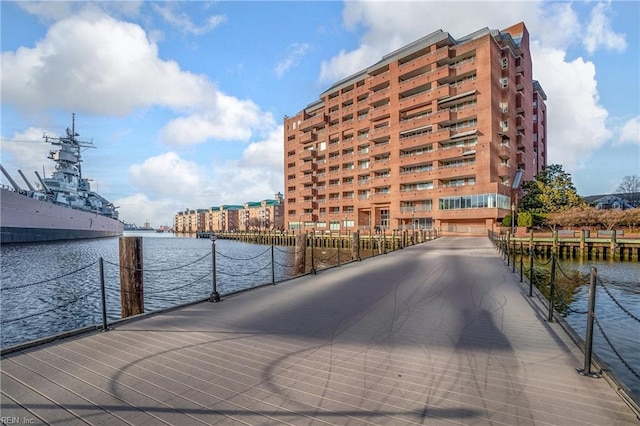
283 22 547 234
173 193 284 234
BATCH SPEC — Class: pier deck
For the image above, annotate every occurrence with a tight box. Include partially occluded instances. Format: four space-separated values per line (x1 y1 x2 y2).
1 237 637 425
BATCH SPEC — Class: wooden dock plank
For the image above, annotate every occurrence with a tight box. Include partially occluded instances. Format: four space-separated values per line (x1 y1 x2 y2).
1 237 638 425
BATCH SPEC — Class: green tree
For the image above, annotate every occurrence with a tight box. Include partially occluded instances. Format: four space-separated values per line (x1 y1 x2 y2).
519 164 584 213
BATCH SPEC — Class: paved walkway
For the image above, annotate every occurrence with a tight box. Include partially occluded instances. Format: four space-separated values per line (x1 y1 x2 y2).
1 237 638 425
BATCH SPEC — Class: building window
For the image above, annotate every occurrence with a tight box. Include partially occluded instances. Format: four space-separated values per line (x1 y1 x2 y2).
500 78 508 88
501 57 508 69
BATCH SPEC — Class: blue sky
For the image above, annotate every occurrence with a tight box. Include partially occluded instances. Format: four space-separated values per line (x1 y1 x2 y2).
1 1 638 227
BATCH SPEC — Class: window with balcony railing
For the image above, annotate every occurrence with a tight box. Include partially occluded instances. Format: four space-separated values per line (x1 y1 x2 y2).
400 126 433 140
400 145 433 157
373 171 391 179
400 110 432 123
442 137 477 150
441 158 475 168
400 164 433 174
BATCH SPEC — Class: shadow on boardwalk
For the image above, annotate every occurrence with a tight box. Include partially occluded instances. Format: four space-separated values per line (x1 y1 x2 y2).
1 237 638 425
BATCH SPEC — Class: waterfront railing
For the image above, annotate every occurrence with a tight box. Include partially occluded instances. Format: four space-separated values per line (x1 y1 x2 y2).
489 230 639 411
0 230 437 353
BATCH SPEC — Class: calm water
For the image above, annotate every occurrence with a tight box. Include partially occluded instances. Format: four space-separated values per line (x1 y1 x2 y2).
1 234 638 402
557 259 640 401
0 232 297 348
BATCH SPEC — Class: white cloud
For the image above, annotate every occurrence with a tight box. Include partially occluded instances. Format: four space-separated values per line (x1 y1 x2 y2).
618 116 640 146
115 193 182 228
160 94 274 145
1 9 275 148
241 125 285 169
275 43 310 77
0 127 59 188
318 1 615 175
321 0 542 84
129 152 205 198
583 2 627 54
1 11 214 116
153 3 226 36
122 126 285 226
531 43 611 170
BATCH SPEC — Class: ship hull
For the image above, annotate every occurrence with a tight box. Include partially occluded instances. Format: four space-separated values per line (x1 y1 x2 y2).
1 188 124 244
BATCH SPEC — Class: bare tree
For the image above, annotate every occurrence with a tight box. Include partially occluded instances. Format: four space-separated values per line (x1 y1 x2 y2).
617 175 640 207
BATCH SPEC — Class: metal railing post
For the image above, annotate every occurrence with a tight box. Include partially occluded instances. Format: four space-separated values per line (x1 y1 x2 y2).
99 257 108 331
529 248 534 297
548 253 556 322
210 236 221 302
311 231 316 274
271 244 275 285
578 267 600 377
519 242 523 282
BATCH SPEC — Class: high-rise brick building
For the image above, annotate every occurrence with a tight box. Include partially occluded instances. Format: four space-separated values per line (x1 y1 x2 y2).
284 22 547 234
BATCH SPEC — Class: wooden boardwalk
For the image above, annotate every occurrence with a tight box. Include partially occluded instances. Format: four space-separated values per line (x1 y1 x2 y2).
1 237 638 425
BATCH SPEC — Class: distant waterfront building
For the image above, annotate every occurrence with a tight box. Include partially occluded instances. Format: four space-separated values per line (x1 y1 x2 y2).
173 192 284 234
283 22 547 234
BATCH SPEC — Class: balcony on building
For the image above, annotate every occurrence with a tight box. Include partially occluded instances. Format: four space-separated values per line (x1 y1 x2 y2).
398 45 450 75
369 102 391 121
516 131 525 149
398 85 434 111
300 186 316 198
299 172 316 185
516 73 525 91
369 138 391 155
516 92 524 113
369 86 391 105
368 68 390 88
369 123 391 142
300 112 327 132
398 67 433 93
516 114 525 131
300 130 317 144
300 147 317 161
299 161 316 173
300 199 317 210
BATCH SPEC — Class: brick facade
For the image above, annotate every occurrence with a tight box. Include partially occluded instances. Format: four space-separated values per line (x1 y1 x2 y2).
284 22 547 234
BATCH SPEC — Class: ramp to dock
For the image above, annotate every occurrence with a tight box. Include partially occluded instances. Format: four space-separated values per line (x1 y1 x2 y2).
2 237 637 425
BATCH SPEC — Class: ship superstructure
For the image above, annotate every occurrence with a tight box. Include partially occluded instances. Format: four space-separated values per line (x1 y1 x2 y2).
1 114 124 243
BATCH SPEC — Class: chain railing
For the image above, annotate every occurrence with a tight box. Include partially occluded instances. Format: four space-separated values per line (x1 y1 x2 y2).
488 230 639 387
2 231 439 353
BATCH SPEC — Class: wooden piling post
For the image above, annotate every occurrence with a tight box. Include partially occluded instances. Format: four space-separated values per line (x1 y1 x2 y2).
119 236 144 318
295 232 306 275
352 231 360 261
609 229 618 260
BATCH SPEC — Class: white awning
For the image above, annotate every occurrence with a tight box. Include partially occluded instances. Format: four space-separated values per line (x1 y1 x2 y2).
438 89 477 104
400 125 432 135
450 129 477 139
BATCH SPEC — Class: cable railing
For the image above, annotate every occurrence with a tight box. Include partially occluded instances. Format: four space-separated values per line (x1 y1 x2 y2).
1 231 439 353
489 230 639 396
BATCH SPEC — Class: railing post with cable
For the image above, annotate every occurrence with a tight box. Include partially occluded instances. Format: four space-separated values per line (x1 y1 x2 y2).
271 244 275 285
99 257 108 331
506 234 510 266
578 267 599 377
529 248 534 297
548 253 557 322
519 242 523 282
311 230 316 274
512 238 516 273
209 234 221 302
